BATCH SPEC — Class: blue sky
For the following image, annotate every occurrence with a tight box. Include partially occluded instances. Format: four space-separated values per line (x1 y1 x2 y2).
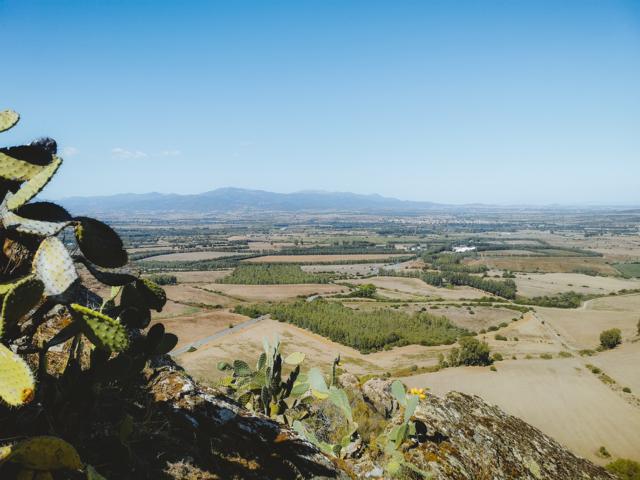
1 0 639 204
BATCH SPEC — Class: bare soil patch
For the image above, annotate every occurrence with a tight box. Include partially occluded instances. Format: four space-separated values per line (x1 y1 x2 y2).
515 272 640 297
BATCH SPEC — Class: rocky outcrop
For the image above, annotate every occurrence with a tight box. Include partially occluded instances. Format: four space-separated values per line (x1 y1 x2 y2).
361 378 399 419
140 356 348 479
345 384 615 480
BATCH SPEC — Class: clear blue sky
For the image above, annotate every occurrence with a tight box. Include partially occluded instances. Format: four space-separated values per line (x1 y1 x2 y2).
2 0 639 204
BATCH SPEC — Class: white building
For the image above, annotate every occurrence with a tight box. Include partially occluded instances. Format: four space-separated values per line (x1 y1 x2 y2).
452 246 477 253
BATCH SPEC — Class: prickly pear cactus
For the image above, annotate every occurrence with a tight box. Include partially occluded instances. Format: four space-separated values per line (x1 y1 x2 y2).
0 109 174 479
69 304 130 352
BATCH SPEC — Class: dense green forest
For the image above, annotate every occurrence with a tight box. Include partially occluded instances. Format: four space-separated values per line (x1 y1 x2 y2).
235 299 468 353
217 264 332 284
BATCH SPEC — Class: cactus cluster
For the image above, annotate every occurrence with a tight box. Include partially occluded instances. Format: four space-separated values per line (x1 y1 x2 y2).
0 109 175 479
219 342 360 458
218 338 309 424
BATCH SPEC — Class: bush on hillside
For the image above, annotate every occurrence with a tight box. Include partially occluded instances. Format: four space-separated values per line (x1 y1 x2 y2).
600 328 622 350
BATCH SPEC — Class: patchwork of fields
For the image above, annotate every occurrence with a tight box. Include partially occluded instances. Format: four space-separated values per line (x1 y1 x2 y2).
127 227 640 466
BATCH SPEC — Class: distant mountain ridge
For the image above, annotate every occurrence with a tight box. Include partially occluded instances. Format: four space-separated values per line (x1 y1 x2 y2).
59 187 443 215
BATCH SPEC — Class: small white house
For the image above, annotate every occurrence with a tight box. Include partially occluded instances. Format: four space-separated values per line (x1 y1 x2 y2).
452 246 476 253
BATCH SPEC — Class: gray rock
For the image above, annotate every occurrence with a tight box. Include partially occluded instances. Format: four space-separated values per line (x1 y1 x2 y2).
362 378 399 418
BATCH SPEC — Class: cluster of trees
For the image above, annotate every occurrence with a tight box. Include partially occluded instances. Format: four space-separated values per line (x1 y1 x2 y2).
439 337 492 367
145 274 178 285
217 264 332 285
347 283 377 298
235 299 468 353
516 291 586 308
444 272 517 299
137 254 254 272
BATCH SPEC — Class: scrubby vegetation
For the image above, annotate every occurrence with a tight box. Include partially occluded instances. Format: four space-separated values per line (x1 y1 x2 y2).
235 299 468 353
606 458 640 480
217 263 332 284
600 328 622 350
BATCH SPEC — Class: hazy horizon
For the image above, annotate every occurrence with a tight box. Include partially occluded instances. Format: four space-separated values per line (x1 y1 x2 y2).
3 0 639 205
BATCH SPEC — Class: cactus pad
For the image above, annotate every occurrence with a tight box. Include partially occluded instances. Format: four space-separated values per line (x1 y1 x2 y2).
1 276 44 337
1 208 68 236
15 201 72 222
69 303 130 352
74 217 127 268
32 237 78 297
0 152 46 182
136 278 166 311
0 109 20 132
9 436 82 471
6 155 62 210
0 343 35 407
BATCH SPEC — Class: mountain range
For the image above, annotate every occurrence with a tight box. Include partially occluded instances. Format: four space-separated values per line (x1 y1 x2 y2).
58 188 444 215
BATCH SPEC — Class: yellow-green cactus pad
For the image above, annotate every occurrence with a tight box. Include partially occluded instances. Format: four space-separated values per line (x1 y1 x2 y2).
0 110 20 133
6 155 62 211
32 237 78 296
0 343 35 407
10 436 82 471
69 304 130 352
1 276 44 337
0 151 46 182
74 217 127 268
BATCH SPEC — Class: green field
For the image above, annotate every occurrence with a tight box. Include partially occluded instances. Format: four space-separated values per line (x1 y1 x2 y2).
615 263 640 278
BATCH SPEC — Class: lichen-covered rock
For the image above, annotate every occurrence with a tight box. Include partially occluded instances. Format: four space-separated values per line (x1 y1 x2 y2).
361 378 399 419
142 356 349 480
347 390 615 480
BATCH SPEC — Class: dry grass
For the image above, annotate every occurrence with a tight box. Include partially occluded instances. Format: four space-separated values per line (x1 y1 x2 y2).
514 272 640 297
466 256 618 275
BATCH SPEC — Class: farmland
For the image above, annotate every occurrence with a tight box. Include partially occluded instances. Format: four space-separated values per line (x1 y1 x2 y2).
105 206 640 466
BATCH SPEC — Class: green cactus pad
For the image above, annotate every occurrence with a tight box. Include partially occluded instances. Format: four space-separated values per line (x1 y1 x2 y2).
15 202 72 222
74 217 127 268
0 110 20 133
69 303 129 352
1 276 44 337
32 237 78 297
136 279 166 311
6 156 62 211
0 343 35 407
